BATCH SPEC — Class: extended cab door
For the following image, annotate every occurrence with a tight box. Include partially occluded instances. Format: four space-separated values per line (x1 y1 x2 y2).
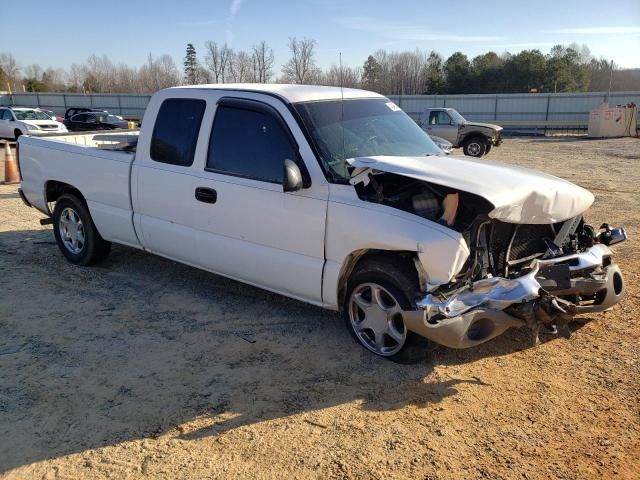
131 96 208 267
425 110 458 144
190 94 328 304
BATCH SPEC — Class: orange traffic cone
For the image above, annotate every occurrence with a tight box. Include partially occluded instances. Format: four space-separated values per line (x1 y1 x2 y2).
3 141 20 184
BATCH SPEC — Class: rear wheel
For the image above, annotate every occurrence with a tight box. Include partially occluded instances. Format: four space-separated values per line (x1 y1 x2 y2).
52 194 111 265
463 136 487 157
344 258 430 363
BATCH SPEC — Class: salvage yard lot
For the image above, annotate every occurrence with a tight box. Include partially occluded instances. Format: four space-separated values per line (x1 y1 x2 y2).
0 137 639 479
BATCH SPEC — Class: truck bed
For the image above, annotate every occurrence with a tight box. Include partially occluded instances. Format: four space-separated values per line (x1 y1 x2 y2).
19 131 141 248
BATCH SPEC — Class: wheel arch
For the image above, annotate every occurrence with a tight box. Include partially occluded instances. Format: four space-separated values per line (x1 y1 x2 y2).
336 249 427 312
45 180 86 215
460 132 489 145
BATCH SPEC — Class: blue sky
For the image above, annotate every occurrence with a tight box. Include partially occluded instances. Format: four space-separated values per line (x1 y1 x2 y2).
3 0 640 71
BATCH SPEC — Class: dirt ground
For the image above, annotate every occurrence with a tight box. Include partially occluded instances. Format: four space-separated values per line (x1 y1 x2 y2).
1 137 639 480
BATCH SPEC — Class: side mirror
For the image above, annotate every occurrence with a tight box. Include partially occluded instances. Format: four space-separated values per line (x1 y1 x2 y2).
283 158 303 192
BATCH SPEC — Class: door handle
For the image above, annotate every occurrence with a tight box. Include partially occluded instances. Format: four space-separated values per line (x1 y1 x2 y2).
195 187 217 204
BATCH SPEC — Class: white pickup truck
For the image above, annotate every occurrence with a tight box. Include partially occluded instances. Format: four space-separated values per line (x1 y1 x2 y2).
17 84 627 363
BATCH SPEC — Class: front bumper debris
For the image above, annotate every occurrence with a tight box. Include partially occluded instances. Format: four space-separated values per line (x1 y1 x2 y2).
402 241 626 349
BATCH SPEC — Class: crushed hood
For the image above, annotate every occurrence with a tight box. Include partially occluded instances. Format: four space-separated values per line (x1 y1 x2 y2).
462 121 503 132
347 155 594 224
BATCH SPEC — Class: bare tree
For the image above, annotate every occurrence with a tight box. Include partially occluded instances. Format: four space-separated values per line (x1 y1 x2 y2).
85 54 117 92
156 54 180 88
251 41 275 83
23 64 43 81
282 38 319 84
43 67 67 91
232 51 255 82
197 65 211 84
114 64 138 92
140 53 180 92
205 41 234 83
66 64 84 92
319 64 361 88
0 53 20 91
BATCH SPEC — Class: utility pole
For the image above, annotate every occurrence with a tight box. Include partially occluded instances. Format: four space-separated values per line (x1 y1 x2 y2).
606 60 614 103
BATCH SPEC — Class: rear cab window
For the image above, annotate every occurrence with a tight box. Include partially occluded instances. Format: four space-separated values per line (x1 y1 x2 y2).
150 98 206 167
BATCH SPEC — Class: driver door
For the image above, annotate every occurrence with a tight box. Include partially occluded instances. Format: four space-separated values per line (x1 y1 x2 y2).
425 111 458 143
190 95 328 303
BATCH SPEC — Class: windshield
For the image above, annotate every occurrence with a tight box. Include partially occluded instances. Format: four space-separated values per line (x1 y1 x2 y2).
294 98 441 182
448 109 467 124
14 110 53 121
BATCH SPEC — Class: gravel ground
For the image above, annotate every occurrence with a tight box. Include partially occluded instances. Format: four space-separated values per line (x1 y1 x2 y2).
1 137 639 479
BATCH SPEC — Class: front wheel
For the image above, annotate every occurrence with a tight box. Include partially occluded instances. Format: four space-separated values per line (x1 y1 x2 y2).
52 194 111 265
344 258 431 363
14 129 23 140
463 136 487 157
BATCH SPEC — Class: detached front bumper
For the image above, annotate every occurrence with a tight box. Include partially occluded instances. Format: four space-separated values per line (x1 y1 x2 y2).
402 242 626 349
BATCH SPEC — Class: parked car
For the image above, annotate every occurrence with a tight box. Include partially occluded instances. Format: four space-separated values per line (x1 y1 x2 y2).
64 107 108 120
17 84 626 363
64 112 131 132
422 107 502 157
0 107 67 139
429 134 452 154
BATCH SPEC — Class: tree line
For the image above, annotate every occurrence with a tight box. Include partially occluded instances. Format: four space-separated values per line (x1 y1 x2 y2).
1 40 637 96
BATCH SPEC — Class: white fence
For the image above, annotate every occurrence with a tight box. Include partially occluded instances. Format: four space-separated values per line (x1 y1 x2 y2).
0 92 150 119
1 90 638 132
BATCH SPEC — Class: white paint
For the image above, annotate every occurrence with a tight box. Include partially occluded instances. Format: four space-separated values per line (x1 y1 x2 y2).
18 84 597 314
347 154 595 224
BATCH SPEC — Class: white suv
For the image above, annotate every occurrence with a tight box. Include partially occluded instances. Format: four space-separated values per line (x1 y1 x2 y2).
0 107 67 139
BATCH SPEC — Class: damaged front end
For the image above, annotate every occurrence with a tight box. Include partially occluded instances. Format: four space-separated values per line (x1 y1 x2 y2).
404 222 627 349
346 156 627 349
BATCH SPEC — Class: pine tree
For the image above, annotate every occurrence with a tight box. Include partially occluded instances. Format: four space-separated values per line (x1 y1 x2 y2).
361 55 381 91
184 43 198 85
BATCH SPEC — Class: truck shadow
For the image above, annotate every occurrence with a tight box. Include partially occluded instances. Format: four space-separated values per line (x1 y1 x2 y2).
0 229 587 473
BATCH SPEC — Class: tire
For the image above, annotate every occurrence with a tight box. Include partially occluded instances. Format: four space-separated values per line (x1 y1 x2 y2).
485 143 492 155
52 194 111 265
343 257 431 364
463 136 487 157
14 129 22 140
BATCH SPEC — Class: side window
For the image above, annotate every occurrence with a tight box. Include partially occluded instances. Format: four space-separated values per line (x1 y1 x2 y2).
207 105 296 183
73 114 87 122
435 111 452 125
1 109 13 120
150 98 206 167
428 111 437 125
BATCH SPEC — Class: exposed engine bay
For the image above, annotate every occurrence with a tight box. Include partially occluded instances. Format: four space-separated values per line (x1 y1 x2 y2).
350 168 628 348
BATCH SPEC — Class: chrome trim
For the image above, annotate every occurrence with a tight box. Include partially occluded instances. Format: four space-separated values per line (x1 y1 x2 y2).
406 244 626 349
417 270 541 319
